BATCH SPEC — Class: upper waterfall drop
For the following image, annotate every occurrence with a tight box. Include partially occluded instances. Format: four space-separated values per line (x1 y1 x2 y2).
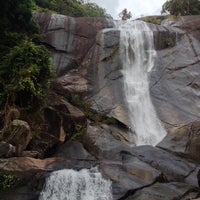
117 20 166 146
39 168 113 200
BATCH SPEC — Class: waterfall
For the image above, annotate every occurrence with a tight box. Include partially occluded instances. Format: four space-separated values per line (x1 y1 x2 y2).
117 20 166 146
39 168 113 200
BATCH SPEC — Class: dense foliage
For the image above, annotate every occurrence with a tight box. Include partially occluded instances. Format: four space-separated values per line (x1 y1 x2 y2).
0 0 38 33
0 42 53 110
162 0 200 16
0 0 54 111
33 0 112 18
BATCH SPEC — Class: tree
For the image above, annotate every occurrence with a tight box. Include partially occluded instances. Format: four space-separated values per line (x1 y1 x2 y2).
33 0 112 18
82 3 112 18
162 0 200 16
0 41 54 111
119 9 132 20
0 0 38 33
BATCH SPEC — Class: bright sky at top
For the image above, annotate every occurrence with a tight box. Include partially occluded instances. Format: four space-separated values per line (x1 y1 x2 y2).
88 0 167 19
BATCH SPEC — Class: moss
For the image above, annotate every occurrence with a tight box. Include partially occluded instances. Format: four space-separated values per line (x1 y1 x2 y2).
102 117 117 125
69 124 85 141
139 15 177 25
69 94 118 125
86 112 100 122
140 16 164 25
164 15 177 20
70 94 88 111
165 37 175 47
0 174 19 191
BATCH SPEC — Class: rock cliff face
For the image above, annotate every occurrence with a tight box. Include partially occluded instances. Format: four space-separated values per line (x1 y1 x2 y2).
0 14 200 200
151 17 200 130
34 13 200 132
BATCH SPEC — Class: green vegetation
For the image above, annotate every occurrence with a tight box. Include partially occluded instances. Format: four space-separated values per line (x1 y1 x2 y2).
0 174 19 191
0 0 38 33
162 0 200 16
0 0 55 139
33 0 112 18
69 124 85 141
139 15 178 25
0 0 54 113
165 37 175 47
70 94 101 122
102 117 117 125
140 16 165 25
0 41 53 110
69 94 117 125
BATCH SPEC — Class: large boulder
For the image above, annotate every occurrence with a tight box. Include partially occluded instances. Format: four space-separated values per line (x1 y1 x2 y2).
0 142 16 158
100 154 161 199
83 121 132 159
130 145 199 186
124 182 198 200
52 72 89 96
28 133 60 158
158 120 200 163
29 92 87 158
54 141 94 160
4 120 32 156
44 92 87 142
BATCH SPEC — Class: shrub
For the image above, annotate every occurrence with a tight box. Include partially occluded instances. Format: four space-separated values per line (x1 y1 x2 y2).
0 41 54 111
140 16 165 25
0 174 19 191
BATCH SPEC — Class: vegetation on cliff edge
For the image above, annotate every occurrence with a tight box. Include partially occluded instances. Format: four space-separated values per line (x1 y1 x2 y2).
33 0 112 18
162 0 200 16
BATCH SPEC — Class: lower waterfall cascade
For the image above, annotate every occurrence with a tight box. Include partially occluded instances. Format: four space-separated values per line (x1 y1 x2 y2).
117 20 166 146
39 168 113 200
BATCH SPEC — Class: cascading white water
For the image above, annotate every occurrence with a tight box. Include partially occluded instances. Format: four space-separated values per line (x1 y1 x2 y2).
117 20 166 146
39 168 113 200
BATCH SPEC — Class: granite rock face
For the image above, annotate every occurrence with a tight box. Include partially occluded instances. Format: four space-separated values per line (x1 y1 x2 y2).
162 15 200 41
35 13 200 132
33 13 112 76
150 21 200 130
